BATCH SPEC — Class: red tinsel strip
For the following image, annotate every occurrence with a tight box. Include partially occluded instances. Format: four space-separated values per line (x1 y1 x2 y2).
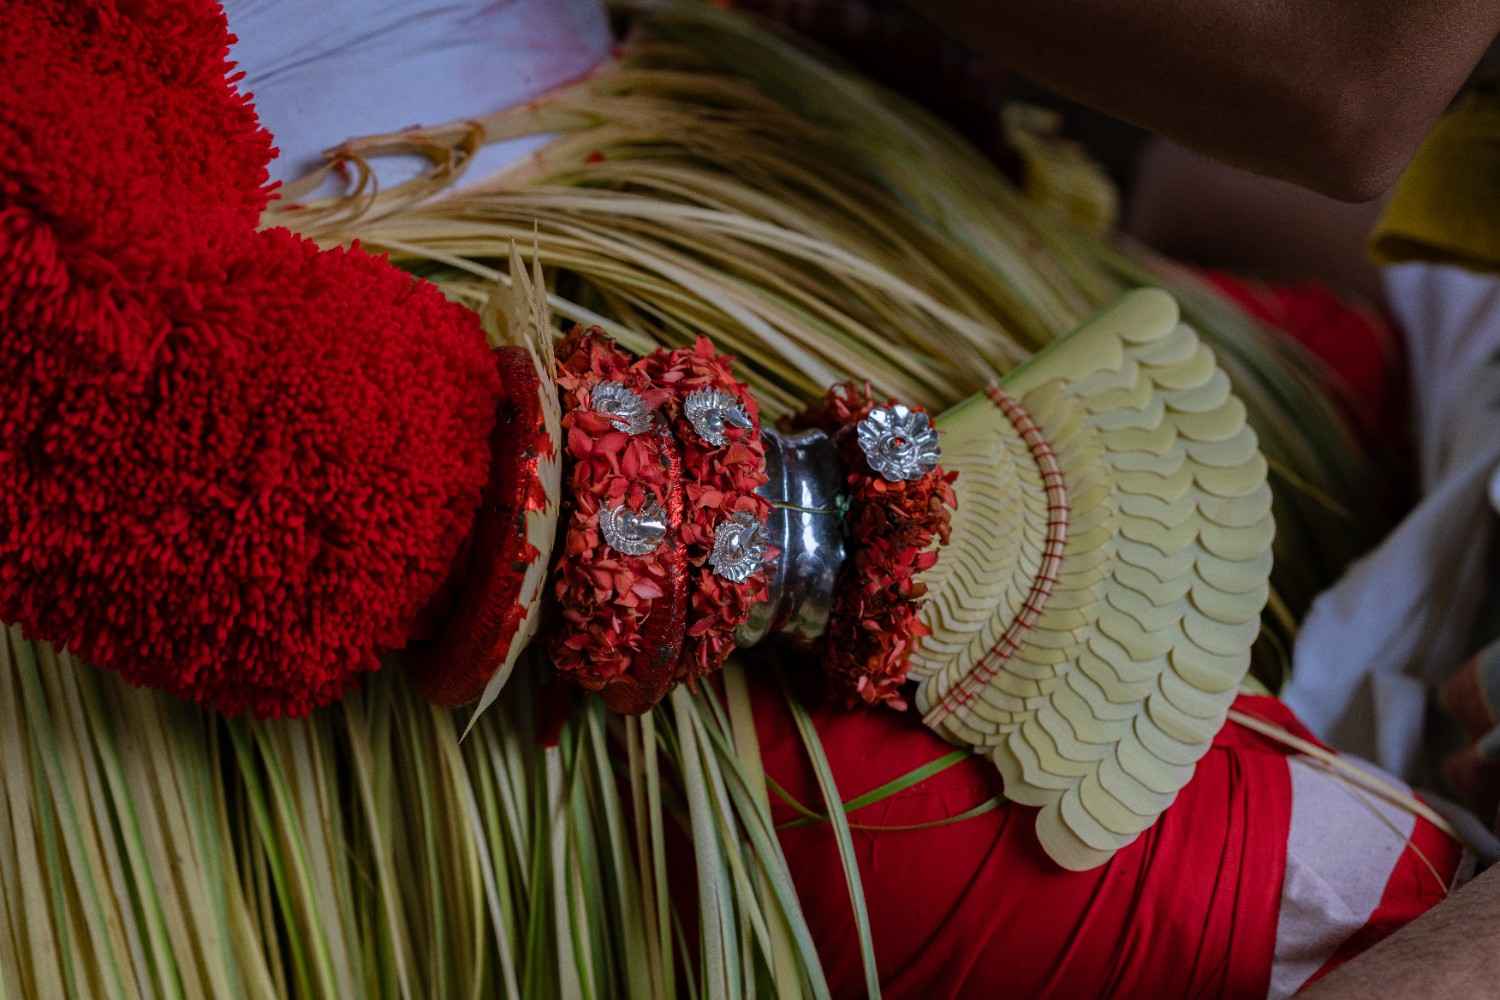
549 329 690 714
923 386 1067 727
410 346 554 707
644 338 772 683
788 383 957 710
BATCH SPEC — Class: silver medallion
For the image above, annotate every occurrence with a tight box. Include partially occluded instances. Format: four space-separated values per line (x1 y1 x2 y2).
591 381 653 436
683 387 752 447
856 404 941 482
599 500 668 556
709 511 768 583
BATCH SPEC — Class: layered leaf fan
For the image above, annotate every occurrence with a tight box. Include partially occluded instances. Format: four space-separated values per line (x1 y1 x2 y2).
913 289 1273 870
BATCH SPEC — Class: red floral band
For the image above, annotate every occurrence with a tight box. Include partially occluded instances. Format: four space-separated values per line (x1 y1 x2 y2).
550 330 688 714
644 338 772 683
790 383 957 710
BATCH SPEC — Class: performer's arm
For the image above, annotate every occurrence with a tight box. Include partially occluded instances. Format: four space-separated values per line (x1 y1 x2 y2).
1299 864 1500 997
914 1 1500 201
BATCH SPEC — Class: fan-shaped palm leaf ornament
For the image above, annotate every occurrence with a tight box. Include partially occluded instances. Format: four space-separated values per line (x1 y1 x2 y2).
913 289 1273 870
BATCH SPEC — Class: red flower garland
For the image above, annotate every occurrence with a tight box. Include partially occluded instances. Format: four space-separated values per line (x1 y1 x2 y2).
550 329 689 714
644 338 772 683
789 383 957 710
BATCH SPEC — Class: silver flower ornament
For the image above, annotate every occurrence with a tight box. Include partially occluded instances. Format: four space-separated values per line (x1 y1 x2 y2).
683 387 752 447
709 511 768 583
599 500 668 556
856 404 941 482
591 381 654 436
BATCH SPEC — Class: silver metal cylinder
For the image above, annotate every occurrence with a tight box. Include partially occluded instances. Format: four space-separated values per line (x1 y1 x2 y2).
736 428 847 648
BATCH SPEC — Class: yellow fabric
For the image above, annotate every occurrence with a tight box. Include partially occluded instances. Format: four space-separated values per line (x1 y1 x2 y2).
1371 89 1500 273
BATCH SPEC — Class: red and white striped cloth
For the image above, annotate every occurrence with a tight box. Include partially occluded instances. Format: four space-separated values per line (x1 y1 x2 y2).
1272 756 1466 996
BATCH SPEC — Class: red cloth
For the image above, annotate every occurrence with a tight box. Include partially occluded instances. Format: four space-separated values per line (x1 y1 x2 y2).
753 677 1296 999
1201 273 1406 448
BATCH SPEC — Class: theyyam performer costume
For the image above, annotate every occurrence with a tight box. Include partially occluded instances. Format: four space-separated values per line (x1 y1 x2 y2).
0 1 1465 998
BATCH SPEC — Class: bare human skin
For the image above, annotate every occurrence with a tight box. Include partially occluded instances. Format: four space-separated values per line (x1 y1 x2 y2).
1297 863 1500 997
915 1 1500 201
1126 137 1387 300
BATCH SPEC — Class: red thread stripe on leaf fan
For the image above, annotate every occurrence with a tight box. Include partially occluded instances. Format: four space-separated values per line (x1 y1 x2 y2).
923 386 1069 727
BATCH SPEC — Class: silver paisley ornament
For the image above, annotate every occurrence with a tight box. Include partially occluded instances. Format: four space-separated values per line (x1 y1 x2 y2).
709 511 768 583
599 500 668 556
591 381 653 435
857 404 941 482
683 387 752 446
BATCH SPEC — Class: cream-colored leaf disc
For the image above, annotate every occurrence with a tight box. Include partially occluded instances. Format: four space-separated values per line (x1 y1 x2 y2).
913 288 1273 871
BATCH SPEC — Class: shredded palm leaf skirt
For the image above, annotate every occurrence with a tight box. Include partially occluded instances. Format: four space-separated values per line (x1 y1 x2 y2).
0 5 1383 998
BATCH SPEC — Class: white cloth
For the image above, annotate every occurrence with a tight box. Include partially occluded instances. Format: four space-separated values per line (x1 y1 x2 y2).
1269 757 1421 1000
223 0 611 193
1284 263 1500 777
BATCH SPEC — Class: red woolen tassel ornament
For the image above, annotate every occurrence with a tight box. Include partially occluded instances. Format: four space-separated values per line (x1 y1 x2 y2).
0 0 507 717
